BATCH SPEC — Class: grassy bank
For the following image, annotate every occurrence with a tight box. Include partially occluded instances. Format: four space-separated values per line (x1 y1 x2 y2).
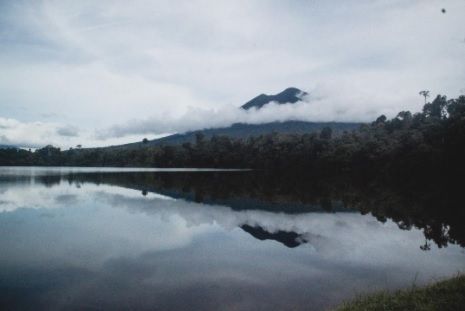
334 275 465 311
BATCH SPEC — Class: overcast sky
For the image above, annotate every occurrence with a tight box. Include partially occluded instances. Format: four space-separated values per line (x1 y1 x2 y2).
1 0 464 148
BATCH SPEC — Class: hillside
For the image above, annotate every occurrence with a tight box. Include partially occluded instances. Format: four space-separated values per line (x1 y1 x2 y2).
0 144 18 149
104 87 361 150
113 121 360 150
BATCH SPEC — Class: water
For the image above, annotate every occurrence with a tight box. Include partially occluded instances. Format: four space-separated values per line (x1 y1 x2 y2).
0 167 464 310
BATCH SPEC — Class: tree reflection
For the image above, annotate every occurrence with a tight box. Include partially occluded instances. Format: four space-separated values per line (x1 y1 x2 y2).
29 170 465 250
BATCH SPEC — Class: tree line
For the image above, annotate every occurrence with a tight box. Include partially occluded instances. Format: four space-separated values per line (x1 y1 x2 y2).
1 94 465 178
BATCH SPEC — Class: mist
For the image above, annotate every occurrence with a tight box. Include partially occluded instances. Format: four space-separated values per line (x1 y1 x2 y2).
100 83 423 138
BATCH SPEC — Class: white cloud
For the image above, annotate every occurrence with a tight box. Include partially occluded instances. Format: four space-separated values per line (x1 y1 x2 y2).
100 80 424 137
0 117 166 148
0 0 464 146
0 117 67 148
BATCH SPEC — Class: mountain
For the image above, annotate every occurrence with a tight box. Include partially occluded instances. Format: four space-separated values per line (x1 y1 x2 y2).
113 121 360 150
0 144 18 149
103 87 361 150
241 87 307 110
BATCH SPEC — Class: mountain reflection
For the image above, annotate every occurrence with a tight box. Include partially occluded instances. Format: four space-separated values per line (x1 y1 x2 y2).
1 168 464 311
2 169 463 250
241 225 307 248
65 171 465 249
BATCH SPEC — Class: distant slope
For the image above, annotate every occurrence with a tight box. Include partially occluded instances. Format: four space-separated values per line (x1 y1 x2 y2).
241 87 307 110
111 121 361 149
0 144 18 149
103 87 361 150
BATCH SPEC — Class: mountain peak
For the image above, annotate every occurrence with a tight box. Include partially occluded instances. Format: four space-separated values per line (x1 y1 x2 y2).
241 87 308 110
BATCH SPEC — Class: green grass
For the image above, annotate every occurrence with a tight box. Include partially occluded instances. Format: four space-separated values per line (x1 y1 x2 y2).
334 275 465 311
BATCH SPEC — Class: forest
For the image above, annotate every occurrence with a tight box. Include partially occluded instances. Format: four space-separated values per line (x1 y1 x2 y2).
1 94 465 180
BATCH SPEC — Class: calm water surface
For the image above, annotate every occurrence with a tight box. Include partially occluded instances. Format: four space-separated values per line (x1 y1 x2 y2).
0 167 464 310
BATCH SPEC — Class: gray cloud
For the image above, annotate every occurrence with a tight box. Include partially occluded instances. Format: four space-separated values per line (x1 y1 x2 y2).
0 0 464 146
56 126 79 137
0 135 11 144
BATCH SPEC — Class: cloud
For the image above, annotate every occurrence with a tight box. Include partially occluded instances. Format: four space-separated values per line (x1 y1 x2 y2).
0 0 464 145
0 117 148 149
99 81 423 138
56 125 79 137
0 135 12 145
0 118 63 148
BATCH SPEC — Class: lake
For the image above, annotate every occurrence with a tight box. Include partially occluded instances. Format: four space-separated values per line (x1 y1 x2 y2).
0 167 464 310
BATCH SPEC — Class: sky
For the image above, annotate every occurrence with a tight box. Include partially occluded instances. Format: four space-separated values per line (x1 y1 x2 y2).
0 0 464 148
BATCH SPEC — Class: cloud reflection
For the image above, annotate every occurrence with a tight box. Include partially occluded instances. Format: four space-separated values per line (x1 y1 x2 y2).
0 171 464 310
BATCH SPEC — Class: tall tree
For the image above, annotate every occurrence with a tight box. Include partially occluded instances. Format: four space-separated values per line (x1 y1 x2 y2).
419 90 430 104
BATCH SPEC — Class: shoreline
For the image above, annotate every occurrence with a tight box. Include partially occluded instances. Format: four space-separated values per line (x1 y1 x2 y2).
334 275 465 311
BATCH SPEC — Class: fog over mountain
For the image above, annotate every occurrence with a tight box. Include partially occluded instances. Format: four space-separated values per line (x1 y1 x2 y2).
99 86 366 140
0 1 464 148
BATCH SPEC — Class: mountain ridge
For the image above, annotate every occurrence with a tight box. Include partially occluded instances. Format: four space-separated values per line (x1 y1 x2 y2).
108 120 361 150
99 87 361 150
241 87 308 110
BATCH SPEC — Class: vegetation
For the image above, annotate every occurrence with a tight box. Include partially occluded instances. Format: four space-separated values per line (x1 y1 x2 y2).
3 95 463 308
110 121 361 149
1 95 465 180
22 167 464 249
334 275 465 311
